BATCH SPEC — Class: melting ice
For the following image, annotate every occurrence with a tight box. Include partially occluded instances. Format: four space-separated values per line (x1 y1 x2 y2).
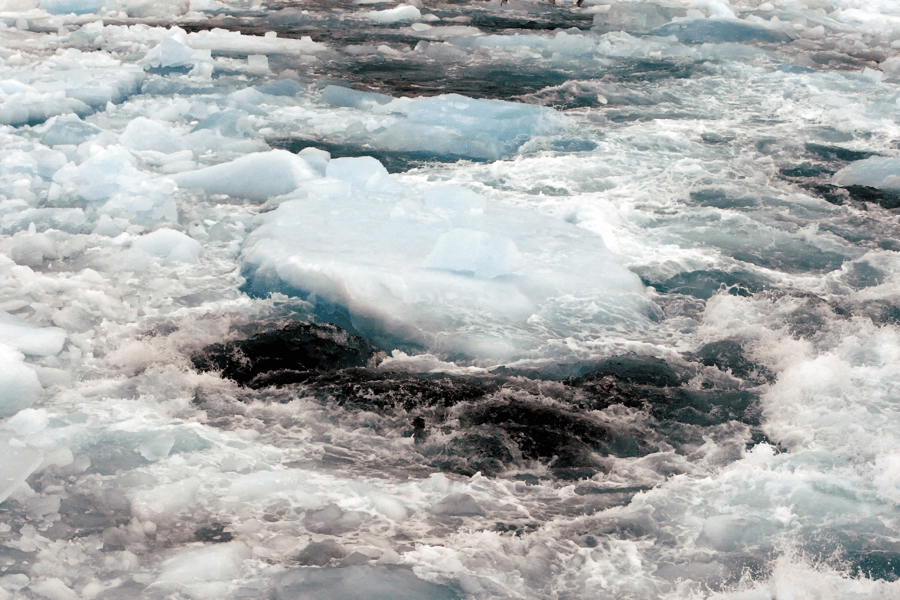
1 0 900 599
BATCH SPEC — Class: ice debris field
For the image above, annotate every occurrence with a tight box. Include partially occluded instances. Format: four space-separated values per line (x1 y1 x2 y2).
2 0 900 598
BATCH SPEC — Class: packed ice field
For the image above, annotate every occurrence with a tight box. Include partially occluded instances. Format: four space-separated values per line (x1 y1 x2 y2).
1 0 900 598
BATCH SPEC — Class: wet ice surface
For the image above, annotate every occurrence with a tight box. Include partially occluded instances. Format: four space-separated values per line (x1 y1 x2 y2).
2 0 900 598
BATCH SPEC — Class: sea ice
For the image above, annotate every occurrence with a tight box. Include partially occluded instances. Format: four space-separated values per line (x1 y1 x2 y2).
171 150 318 201
319 87 565 160
361 5 421 24
321 85 393 110
651 19 789 43
593 2 682 33
832 157 900 191
37 115 102 147
49 145 178 225
241 168 651 358
0 437 43 503
156 541 251 585
132 228 202 264
0 345 43 419
0 312 66 357
129 477 201 523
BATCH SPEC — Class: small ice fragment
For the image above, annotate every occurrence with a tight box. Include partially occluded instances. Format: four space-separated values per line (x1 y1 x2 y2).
650 19 789 43
138 433 176 462
26 578 78 600
0 313 66 357
0 438 43 504
156 542 251 584
129 478 201 522
171 150 318 201
320 85 393 109
248 54 269 71
132 228 202 264
361 5 421 24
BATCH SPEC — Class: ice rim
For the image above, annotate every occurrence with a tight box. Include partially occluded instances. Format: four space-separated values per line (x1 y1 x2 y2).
1 0 900 599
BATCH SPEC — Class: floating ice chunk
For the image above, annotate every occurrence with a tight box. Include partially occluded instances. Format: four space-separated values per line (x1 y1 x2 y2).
370 93 564 161
38 0 103 14
24 578 78 600
137 433 175 462
2 409 50 436
0 345 43 419
325 156 394 191
191 109 251 137
121 0 189 18
651 19 789 43
187 30 327 56
832 157 900 191
361 5 421 23
157 542 251 585
321 85 393 109
0 312 66 357
273 565 462 600
132 228 202 263
593 2 682 33
119 117 185 153
425 229 520 279
241 179 651 359
548 30 596 55
141 37 210 70
226 470 321 504
37 115 102 147
255 78 305 97
0 438 43 503
50 145 178 225
320 89 563 161
171 150 318 201
129 477 201 522
882 56 900 82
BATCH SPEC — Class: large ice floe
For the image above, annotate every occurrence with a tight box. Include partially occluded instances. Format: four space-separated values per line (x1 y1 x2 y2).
0 0 900 599
238 151 651 358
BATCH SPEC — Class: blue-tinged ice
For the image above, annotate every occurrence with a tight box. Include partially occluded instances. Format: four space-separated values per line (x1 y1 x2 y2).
38 0 103 15
321 87 565 161
832 157 900 190
0 437 43 502
171 150 319 201
650 19 790 43
592 2 682 33
132 228 202 264
321 85 393 110
0 346 44 420
0 311 67 357
37 115 102 147
240 156 652 359
49 145 178 225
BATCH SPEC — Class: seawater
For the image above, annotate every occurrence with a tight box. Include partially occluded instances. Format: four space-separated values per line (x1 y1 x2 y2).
0 1 899 599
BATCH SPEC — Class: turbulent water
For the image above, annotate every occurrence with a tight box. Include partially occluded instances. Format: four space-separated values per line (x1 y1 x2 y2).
1 0 900 598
